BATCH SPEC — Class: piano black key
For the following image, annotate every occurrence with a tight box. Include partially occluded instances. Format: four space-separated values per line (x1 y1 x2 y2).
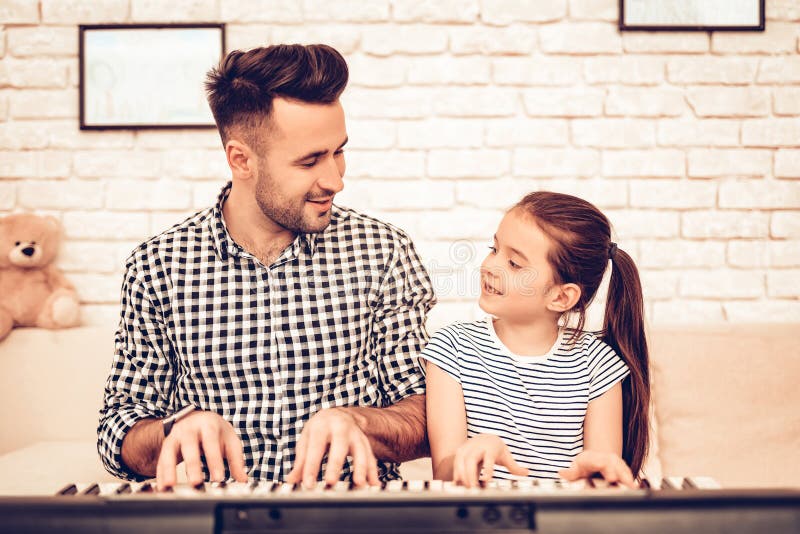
57 483 78 496
82 483 100 495
115 483 131 494
639 478 651 489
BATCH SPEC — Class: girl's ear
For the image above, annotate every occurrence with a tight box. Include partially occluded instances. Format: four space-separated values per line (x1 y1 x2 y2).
546 283 581 313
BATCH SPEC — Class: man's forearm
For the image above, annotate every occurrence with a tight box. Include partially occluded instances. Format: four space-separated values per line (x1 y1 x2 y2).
120 418 164 478
346 394 429 464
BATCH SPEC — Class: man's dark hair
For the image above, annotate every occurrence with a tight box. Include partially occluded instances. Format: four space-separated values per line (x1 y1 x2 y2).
205 44 349 148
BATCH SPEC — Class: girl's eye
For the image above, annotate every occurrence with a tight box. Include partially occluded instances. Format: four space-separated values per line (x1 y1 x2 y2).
509 260 520 269
487 245 497 254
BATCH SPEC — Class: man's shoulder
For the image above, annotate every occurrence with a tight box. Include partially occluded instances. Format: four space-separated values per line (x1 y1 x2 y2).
328 204 413 246
124 207 214 272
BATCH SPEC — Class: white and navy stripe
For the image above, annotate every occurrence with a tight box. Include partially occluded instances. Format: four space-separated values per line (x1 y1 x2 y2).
420 317 629 480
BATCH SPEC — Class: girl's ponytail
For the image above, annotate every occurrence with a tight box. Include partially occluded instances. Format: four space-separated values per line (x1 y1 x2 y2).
603 247 650 477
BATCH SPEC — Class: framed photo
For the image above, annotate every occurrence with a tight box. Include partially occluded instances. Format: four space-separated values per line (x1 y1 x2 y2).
79 24 225 130
620 0 765 31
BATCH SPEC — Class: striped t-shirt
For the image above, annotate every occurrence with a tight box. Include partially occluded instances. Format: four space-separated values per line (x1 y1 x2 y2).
419 317 630 480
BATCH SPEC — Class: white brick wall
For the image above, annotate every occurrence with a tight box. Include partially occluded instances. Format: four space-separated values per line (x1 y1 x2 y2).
0 0 798 330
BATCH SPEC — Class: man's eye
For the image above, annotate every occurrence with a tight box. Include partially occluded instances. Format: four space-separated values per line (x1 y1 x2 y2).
334 149 344 156
301 160 317 168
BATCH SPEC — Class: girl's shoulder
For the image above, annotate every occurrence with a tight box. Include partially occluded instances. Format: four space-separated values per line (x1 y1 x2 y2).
428 318 493 348
562 330 617 359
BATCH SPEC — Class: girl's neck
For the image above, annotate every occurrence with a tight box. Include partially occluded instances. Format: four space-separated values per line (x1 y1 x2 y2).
492 316 560 357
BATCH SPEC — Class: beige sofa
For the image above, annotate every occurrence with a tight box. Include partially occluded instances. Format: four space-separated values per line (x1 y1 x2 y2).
0 323 798 495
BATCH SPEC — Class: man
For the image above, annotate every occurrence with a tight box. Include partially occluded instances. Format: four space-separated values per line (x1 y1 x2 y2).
97 44 435 490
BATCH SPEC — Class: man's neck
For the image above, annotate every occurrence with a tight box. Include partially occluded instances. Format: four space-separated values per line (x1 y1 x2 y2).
222 183 296 266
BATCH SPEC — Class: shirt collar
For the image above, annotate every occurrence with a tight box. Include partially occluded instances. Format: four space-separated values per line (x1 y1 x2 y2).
210 181 320 262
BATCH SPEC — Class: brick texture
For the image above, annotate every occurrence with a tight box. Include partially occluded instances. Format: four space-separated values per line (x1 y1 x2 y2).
0 4 797 327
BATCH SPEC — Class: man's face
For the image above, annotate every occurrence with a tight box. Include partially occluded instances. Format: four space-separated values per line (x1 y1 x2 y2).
254 97 347 234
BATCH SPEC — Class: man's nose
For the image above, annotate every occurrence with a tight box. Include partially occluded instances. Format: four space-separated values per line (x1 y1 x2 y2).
318 158 344 195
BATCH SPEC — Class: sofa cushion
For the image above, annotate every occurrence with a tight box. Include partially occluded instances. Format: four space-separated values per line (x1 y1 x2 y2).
649 324 800 488
0 327 113 455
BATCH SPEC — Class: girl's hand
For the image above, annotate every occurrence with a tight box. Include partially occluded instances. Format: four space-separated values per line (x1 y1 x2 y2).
452 434 528 487
558 450 637 488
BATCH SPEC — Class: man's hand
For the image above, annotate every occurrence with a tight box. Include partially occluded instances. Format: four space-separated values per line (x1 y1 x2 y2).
558 450 637 488
156 410 248 491
286 407 379 489
452 434 528 488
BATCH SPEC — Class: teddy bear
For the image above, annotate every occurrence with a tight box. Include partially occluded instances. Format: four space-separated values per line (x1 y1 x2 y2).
0 213 81 341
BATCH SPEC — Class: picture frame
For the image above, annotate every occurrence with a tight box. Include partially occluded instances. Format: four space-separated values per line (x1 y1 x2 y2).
79 24 226 130
619 0 765 31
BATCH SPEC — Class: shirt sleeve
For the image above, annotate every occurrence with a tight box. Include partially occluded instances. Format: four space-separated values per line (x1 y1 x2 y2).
417 327 461 385
586 337 630 402
372 234 437 406
96 258 175 481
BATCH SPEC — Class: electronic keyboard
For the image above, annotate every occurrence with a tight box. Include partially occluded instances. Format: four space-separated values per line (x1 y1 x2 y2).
1 476 798 533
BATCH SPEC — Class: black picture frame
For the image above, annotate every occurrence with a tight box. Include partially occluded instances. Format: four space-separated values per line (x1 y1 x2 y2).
79 23 226 130
619 0 765 32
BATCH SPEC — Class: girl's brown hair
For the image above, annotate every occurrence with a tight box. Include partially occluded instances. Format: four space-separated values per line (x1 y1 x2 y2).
514 191 650 476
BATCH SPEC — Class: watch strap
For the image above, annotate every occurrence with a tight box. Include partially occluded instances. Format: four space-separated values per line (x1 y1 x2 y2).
162 405 196 437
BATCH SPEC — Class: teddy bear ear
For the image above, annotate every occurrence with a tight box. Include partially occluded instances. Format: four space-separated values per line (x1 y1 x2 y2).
45 216 63 233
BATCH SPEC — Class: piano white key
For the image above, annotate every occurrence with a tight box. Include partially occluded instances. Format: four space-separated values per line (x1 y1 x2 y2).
642 476 662 490
686 476 721 489
560 479 590 491
172 484 205 497
428 480 444 492
407 479 426 492
536 479 558 493
97 483 128 496
496 479 513 490
385 480 404 492
277 483 296 494
662 476 686 490
515 478 534 490
224 481 253 495
251 482 277 495
333 481 350 492
443 481 465 493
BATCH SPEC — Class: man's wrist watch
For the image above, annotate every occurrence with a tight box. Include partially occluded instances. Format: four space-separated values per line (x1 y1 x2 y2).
162 405 196 437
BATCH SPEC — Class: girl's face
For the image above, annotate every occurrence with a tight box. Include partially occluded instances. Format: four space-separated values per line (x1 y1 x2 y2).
479 209 561 323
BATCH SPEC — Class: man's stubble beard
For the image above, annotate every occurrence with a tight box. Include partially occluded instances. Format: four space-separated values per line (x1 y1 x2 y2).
254 167 332 235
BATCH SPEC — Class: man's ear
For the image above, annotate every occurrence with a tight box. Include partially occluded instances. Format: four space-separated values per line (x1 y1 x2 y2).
225 139 257 181
546 283 581 313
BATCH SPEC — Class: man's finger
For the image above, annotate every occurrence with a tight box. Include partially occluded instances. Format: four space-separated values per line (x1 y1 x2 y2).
348 435 374 487
285 431 309 484
301 430 329 488
156 437 180 491
181 439 205 487
324 434 350 486
223 432 248 483
366 450 380 487
200 429 225 482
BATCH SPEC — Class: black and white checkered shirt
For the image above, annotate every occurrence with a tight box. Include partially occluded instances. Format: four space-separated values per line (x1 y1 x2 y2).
98 182 436 482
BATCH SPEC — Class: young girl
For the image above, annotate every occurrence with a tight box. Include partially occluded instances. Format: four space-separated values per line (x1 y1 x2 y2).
421 191 649 487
